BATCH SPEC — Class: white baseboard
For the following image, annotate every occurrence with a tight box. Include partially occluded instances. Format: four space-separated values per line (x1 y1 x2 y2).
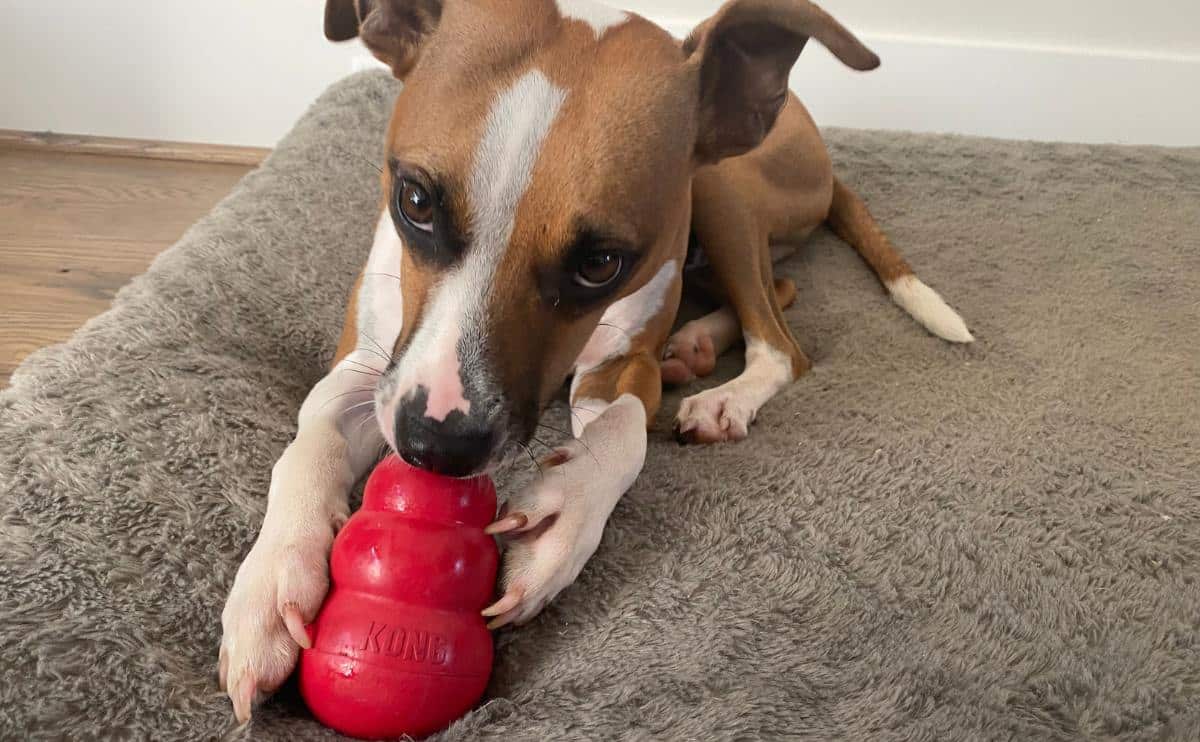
653 19 1199 147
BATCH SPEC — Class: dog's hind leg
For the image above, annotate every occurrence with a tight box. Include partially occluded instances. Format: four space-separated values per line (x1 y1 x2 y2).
672 156 816 444
661 277 797 385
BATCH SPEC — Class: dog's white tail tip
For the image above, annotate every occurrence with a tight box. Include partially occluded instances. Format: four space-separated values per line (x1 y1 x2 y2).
886 274 974 343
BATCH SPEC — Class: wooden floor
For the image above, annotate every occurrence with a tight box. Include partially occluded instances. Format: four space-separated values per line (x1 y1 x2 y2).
0 143 259 386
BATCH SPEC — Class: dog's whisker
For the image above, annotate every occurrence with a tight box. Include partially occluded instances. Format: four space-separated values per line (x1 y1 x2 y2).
330 386 375 398
353 345 393 366
596 322 634 341
355 408 379 439
361 334 395 367
566 408 586 434
342 358 384 376
517 441 544 480
537 422 598 467
536 422 571 438
564 408 605 466
363 272 403 282
340 367 383 379
341 399 376 419
314 387 374 415
331 144 384 175
567 405 594 430
495 447 521 477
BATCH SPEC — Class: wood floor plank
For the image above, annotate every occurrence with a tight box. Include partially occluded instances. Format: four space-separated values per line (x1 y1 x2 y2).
0 150 248 242
0 129 269 166
0 145 254 387
0 235 172 275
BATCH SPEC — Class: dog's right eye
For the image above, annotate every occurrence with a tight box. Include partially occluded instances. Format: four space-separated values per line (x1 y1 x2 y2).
397 180 434 233
574 252 623 288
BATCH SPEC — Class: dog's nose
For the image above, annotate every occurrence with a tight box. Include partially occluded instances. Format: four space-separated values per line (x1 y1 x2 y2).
394 405 496 478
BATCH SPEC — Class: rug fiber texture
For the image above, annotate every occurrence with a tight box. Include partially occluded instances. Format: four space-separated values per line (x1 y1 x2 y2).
1 71 1198 740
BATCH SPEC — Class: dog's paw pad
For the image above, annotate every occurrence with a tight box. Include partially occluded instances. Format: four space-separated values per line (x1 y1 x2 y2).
662 326 717 384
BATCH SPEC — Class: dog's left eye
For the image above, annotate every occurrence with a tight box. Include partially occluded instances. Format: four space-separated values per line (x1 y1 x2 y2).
397 180 434 232
574 252 623 288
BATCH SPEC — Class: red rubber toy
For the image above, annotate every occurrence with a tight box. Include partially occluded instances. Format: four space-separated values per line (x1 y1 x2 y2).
298 454 499 740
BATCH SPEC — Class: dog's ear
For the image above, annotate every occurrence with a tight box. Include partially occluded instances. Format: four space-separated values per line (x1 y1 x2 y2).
683 0 879 163
324 0 443 79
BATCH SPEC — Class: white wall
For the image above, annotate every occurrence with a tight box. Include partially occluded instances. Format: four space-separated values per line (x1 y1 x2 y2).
2 0 1197 148
630 0 1200 57
0 1 360 147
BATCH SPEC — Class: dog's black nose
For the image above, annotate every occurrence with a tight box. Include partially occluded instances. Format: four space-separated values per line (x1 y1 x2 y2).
394 404 495 478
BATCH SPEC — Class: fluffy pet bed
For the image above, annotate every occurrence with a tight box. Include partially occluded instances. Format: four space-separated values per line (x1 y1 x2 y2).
1 71 1197 740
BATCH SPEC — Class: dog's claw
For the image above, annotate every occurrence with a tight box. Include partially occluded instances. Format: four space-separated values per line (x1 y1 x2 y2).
232 674 255 725
485 513 529 536
482 588 524 619
218 646 229 692
487 609 522 631
674 419 699 444
282 603 311 650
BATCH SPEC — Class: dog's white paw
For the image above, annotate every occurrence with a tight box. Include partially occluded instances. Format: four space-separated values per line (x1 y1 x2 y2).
483 442 611 628
675 386 756 444
219 527 334 723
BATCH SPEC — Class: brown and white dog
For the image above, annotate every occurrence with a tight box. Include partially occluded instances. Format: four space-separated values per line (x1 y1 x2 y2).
219 0 972 721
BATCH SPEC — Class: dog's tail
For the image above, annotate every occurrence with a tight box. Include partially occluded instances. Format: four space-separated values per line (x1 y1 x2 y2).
826 177 974 343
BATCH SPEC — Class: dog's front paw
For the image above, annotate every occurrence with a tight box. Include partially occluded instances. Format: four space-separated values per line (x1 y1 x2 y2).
675 386 755 444
482 444 611 628
219 528 333 723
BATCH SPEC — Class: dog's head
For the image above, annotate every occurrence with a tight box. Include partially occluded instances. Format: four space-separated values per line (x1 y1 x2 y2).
326 0 877 476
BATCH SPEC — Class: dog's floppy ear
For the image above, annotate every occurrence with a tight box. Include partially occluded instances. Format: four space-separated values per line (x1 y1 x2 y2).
324 0 443 79
683 0 879 163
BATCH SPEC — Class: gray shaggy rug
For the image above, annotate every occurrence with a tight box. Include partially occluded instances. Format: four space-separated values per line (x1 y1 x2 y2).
2 70 1198 741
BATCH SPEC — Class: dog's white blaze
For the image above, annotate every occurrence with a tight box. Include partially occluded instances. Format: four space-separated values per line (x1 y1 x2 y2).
385 70 567 424
420 296 469 422
886 274 974 343
468 68 568 272
556 0 628 37
574 259 678 374
385 279 475 426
